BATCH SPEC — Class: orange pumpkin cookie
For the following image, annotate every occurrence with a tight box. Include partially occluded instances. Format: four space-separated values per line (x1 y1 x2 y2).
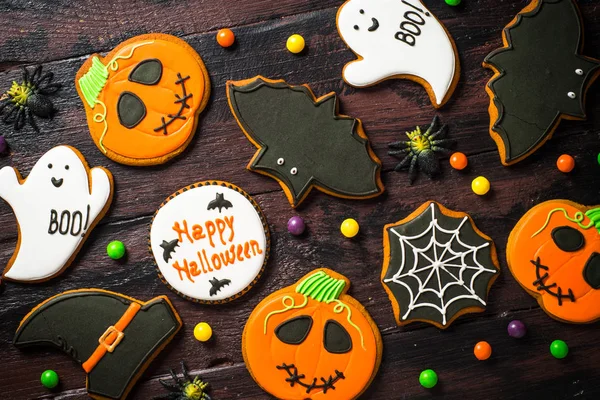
243 269 382 399
76 34 210 166
507 200 600 323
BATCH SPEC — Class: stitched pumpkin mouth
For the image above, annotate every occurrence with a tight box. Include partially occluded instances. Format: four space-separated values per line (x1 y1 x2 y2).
276 363 345 394
530 257 575 306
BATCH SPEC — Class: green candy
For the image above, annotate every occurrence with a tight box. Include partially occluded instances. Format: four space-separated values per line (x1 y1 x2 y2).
40 370 59 389
597 152 600 165
550 340 569 359
419 369 438 388
107 240 126 260
445 0 462 6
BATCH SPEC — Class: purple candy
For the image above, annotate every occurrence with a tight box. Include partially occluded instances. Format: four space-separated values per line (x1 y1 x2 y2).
0 136 6 154
287 216 305 236
508 320 526 338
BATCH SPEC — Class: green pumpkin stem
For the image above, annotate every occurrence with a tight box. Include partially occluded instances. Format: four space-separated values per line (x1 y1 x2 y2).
78 57 109 109
295 271 345 303
585 208 600 233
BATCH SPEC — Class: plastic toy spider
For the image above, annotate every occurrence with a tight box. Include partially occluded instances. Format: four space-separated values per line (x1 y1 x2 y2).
153 362 211 400
388 116 454 184
0 65 61 132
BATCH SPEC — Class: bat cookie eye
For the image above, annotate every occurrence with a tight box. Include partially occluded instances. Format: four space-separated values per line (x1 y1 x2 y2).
277 158 285 166
576 69 584 76
290 167 298 175
568 92 576 99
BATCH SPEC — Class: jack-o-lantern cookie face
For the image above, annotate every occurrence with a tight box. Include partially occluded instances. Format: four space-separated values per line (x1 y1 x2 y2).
507 200 600 323
243 269 382 400
76 34 210 166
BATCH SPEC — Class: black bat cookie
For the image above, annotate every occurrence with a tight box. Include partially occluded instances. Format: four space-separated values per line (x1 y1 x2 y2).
227 77 384 208
209 277 231 296
207 193 233 213
483 0 600 165
160 239 179 262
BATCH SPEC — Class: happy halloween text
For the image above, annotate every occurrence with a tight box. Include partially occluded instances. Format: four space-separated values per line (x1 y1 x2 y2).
170 217 263 283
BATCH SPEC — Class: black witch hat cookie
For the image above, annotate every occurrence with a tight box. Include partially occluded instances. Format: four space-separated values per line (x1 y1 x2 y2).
149 181 270 304
227 76 384 208
483 0 600 165
381 202 500 329
13 289 182 400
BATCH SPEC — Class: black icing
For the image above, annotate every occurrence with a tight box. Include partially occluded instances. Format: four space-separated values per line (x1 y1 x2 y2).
128 59 163 85
382 202 498 326
551 226 585 252
484 0 600 163
13 290 181 400
117 91 146 129
227 78 383 207
531 257 575 306
207 193 233 213
583 252 600 289
160 239 179 262
324 320 352 354
208 277 232 296
275 315 313 345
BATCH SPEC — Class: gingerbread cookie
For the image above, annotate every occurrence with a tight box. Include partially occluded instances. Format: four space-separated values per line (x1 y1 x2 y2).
14 289 182 400
381 202 500 328
337 0 460 108
483 0 600 165
0 145 113 283
227 76 384 208
243 269 382 399
76 33 210 166
507 200 600 324
149 181 270 303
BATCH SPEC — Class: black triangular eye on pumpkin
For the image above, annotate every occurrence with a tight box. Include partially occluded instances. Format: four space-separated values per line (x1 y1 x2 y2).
584 252 600 289
551 226 584 252
117 91 146 129
275 315 313 345
324 320 352 354
128 59 163 85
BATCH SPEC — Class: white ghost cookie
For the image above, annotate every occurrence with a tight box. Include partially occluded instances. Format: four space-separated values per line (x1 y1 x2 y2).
337 0 460 108
0 146 113 282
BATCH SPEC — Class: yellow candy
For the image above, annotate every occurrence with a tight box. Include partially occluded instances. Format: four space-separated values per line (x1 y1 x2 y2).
472 176 491 196
341 218 359 238
193 322 213 342
286 34 305 54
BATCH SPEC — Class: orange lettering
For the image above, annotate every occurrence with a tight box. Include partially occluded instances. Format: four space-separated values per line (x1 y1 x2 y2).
172 220 193 244
220 245 236 266
211 254 222 270
192 224 206 240
250 240 263 256
216 218 227 246
236 244 244 261
206 220 216 247
172 260 194 283
224 216 235 242
244 241 251 258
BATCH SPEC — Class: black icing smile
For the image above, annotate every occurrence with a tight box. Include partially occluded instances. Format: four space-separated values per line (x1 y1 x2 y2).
276 363 345 394
51 177 64 188
153 73 192 135
531 257 575 306
368 17 379 32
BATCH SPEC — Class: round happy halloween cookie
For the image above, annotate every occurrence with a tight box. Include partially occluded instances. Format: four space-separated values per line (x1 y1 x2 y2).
337 0 460 108
149 181 270 303
0 145 113 283
76 33 210 166
381 201 500 328
243 269 383 400
507 200 600 324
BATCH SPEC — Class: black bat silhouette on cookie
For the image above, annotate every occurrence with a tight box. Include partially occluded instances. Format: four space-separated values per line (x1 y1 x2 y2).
160 239 179 262
207 193 233 213
483 0 600 165
209 277 231 296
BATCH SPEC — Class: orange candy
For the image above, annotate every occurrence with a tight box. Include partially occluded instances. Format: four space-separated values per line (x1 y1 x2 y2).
474 341 492 360
556 154 575 173
450 152 468 170
217 29 235 48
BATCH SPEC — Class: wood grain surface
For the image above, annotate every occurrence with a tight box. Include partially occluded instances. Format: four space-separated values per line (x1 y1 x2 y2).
1 0 600 399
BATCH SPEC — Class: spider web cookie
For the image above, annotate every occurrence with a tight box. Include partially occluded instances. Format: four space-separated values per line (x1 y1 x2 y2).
381 202 500 328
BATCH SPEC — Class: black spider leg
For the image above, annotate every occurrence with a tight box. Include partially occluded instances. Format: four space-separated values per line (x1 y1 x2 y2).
2 106 19 124
29 65 43 86
36 70 61 95
157 376 181 392
530 258 575 306
14 108 26 130
0 98 12 116
180 361 193 383
202 393 212 400
424 115 440 136
27 108 39 133
153 73 192 135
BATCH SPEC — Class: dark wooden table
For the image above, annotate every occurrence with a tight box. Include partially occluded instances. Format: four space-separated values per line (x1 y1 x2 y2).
1 0 600 399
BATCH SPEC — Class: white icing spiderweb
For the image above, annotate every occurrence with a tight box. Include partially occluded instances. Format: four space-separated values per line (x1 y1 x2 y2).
383 203 497 326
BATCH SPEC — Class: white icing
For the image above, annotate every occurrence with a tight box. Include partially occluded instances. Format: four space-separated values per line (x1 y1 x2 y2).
0 146 112 282
568 92 576 99
576 69 584 76
337 0 458 107
150 183 268 302
383 203 498 325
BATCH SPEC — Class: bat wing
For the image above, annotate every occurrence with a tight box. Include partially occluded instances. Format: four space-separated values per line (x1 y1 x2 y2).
160 239 179 262
227 77 383 207
222 200 233 210
209 278 231 296
207 199 219 211
483 0 600 164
